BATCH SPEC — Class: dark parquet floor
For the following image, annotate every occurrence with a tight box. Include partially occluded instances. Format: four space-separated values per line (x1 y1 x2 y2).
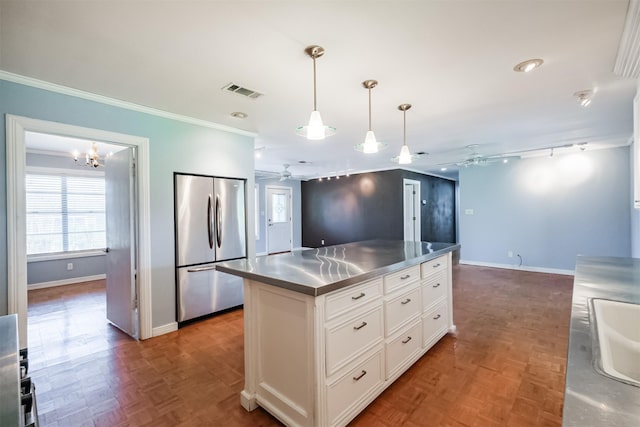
27 265 573 426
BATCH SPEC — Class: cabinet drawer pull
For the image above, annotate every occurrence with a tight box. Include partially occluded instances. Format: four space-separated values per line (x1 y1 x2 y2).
353 322 367 330
402 336 413 344
433 283 441 288
351 292 366 300
401 298 411 305
400 274 411 280
433 263 441 268
353 370 367 381
433 314 441 320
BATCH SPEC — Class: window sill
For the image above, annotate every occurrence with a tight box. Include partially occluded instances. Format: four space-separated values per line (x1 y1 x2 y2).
27 250 106 263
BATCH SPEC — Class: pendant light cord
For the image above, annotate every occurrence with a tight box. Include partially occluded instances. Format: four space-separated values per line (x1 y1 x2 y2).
403 110 407 146
312 56 317 111
368 88 372 131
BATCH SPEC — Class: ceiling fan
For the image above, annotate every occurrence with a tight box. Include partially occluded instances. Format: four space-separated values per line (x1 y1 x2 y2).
279 164 292 181
255 163 304 181
437 144 515 168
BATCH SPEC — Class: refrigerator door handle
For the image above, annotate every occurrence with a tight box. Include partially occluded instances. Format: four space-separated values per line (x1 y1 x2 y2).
187 265 217 273
216 194 222 248
207 194 214 249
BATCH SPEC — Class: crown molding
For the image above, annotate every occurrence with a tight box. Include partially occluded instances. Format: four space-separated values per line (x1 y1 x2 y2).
0 70 258 138
614 0 640 79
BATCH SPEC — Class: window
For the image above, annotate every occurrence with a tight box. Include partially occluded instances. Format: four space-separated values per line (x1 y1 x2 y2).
271 193 288 223
26 171 106 255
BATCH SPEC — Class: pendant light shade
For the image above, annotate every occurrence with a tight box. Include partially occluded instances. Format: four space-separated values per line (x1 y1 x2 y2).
355 80 388 153
296 45 335 140
398 144 412 164
398 103 412 165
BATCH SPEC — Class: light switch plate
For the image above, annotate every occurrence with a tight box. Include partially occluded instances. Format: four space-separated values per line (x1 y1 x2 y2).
465 209 474 215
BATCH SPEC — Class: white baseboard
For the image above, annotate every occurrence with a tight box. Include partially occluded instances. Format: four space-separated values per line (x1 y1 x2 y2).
256 252 268 257
459 260 574 276
27 274 107 290
152 322 178 337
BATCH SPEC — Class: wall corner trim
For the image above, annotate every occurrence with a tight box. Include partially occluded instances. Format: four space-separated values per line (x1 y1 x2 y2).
0 70 257 138
459 260 575 276
152 322 178 338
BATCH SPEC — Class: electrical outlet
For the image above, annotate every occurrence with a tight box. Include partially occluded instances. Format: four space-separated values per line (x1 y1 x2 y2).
508 251 513 258
67 262 73 271
321 239 325 245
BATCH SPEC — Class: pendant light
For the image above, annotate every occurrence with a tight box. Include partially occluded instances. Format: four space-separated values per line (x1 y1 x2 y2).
398 104 412 164
355 80 387 153
363 80 378 153
296 45 335 140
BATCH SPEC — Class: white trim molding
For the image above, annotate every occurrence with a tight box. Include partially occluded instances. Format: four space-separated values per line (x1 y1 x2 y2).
28 274 107 290
152 322 178 337
614 0 640 79
459 259 574 276
0 70 257 138
6 114 154 346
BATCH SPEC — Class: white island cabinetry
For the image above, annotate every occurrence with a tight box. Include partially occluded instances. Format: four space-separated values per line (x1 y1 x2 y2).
239 250 455 427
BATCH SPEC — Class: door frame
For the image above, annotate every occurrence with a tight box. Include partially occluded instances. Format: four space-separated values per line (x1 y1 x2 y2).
265 185 293 254
6 114 153 346
403 179 421 241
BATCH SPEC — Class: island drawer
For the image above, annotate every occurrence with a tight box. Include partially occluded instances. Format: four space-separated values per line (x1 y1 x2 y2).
384 265 420 294
325 278 383 322
385 319 422 379
422 301 448 348
326 348 384 426
421 270 447 311
384 283 421 336
325 305 384 376
421 255 448 279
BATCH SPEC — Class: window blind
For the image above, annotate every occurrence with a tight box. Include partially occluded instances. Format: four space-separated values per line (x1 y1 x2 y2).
26 172 106 255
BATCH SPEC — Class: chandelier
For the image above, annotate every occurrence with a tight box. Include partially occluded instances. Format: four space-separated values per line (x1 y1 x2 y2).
73 143 102 168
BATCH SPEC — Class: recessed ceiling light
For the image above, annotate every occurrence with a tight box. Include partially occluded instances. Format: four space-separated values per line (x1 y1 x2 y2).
513 58 544 73
231 112 248 119
573 90 593 107
440 167 447 171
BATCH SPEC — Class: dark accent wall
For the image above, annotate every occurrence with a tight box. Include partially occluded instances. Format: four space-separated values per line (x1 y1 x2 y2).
400 170 456 244
301 169 456 247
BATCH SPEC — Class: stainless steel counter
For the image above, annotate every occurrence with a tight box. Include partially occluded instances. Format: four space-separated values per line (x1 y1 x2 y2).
0 314 21 426
216 239 460 296
563 256 640 426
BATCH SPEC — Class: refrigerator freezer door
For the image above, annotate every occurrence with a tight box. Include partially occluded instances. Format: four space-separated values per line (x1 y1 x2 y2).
177 264 244 322
214 178 246 261
175 174 215 266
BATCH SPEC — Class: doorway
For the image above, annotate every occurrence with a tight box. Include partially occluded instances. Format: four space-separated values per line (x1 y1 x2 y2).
6 115 152 347
266 186 292 254
403 179 421 242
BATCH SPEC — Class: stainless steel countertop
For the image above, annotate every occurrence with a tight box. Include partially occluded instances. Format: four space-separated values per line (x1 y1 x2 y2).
563 256 640 426
216 240 460 296
0 314 21 427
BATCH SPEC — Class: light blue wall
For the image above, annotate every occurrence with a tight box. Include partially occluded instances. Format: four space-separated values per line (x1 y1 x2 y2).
255 178 302 254
459 146 631 271
1 79 255 328
632 141 640 258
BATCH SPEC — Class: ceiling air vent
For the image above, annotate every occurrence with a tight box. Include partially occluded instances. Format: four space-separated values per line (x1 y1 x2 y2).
222 82 264 99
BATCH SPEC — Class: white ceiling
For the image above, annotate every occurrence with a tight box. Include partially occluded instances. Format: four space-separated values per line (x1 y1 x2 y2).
1 1 636 179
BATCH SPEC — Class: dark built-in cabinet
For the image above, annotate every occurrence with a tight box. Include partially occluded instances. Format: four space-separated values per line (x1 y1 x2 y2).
301 169 456 247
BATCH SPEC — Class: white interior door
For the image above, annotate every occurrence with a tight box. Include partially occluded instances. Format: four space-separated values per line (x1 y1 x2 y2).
403 179 421 242
266 186 292 254
105 147 138 338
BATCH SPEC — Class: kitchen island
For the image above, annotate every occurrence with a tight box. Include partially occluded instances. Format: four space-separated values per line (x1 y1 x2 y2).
217 239 460 427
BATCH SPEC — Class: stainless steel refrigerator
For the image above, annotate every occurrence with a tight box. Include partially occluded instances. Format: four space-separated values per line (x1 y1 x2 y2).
174 173 246 323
